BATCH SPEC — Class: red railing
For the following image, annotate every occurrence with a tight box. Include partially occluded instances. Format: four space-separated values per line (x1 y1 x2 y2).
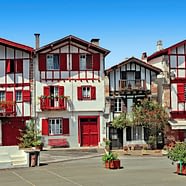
40 97 67 110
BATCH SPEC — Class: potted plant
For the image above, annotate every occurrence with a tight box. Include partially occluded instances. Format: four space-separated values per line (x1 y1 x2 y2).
102 151 120 169
167 142 186 175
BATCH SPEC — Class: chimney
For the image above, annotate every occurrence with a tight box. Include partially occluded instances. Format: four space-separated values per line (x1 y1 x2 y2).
34 33 40 49
156 40 163 51
91 38 100 46
141 52 147 62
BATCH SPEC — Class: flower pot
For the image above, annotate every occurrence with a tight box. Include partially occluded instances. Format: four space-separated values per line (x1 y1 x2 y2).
177 163 186 175
105 161 110 169
109 160 120 169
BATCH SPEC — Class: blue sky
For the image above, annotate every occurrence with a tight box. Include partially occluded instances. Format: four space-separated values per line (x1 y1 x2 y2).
1 0 186 68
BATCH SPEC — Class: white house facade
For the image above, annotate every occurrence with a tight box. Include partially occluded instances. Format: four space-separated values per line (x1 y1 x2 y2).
0 38 33 145
34 35 110 148
105 57 161 149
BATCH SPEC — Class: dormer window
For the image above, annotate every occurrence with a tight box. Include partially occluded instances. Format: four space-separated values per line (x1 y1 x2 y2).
46 54 59 70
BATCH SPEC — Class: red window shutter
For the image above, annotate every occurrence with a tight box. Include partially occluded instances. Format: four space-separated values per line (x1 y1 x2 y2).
44 86 50 96
16 59 23 73
63 118 69 135
177 84 185 102
60 53 67 71
91 86 96 100
23 90 31 102
39 54 46 71
6 59 11 73
77 87 82 100
93 53 100 71
59 86 64 107
42 119 48 135
72 53 79 71
6 91 13 113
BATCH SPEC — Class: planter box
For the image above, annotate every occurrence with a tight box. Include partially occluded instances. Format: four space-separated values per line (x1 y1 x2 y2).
177 163 186 175
105 160 121 169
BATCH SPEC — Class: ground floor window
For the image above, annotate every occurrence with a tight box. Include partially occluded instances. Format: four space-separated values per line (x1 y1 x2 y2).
126 126 143 141
49 118 62 135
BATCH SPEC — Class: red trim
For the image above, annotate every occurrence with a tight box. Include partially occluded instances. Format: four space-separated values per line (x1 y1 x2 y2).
36 35 110 56
0 38 33 52
0 83 30 88
42 119 49 135
22 90 31 102
5 91 13 113
171 111 186 119
77 87 82 100
16 59 23 73
72 53 79 71
91 86 96 100
93 53 100 71
39 54 46 71
60 53 67 71
63 118 69 135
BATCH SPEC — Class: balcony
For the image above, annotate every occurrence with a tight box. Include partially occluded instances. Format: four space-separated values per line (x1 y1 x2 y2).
0 101 15 117
40 96 67 111
119 79 147 91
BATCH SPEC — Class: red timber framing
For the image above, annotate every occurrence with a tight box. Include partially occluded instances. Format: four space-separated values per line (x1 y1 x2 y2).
78 116 100 146
0 38 33 118
37 35 110 82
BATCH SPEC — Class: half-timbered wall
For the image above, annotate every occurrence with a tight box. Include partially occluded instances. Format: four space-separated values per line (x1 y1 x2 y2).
0 44 32 117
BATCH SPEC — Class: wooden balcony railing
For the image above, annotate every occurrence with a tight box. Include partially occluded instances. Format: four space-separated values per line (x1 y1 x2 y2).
119 79 146 91
40 97 67 110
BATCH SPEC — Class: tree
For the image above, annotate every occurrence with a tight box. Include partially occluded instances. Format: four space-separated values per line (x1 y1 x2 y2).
112 112 132 129
18 119 42 148
132 99 169 133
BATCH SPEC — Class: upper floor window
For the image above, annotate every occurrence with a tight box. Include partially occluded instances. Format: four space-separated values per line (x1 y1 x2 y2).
6 59 23 73
0 92 5 101
16 91 22 102
46 54 59 70
80 54 92 70
77 86 96 100
114 98 122 112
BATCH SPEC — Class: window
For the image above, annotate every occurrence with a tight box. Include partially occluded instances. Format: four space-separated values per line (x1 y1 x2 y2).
46 54 59 70
16 91 22 102
6 59 23 73
49 119 62 135
126 126 143 141
80 54 92 70
0 92 5 101
77 86 96 100
82 86 91 98
114 98 122 112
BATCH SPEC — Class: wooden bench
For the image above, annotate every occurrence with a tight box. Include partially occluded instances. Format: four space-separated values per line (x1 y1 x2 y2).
48 138 69 148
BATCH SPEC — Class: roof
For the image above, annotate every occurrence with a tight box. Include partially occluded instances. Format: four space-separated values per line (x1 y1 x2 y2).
0 38 33 53
36 35 110 56
147 40 186 61
105 57 162 73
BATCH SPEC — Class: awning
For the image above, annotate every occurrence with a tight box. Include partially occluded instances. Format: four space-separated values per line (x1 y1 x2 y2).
168 120 186 130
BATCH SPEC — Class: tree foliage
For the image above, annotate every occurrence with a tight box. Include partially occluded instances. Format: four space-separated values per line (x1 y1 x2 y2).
132 99 169 132
112 99 169 132
112 112 132 129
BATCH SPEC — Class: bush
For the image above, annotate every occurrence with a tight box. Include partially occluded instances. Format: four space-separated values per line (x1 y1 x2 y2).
168 142 186 164
102 152 118 162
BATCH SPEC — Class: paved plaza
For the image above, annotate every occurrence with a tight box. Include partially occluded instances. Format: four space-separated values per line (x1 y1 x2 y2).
0 155 185 186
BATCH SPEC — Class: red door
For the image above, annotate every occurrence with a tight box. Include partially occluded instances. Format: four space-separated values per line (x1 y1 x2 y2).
2 119 25 146
80 118 98 146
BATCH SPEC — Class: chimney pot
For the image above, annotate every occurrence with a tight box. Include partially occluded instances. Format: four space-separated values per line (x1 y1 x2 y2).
141 52 147 62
